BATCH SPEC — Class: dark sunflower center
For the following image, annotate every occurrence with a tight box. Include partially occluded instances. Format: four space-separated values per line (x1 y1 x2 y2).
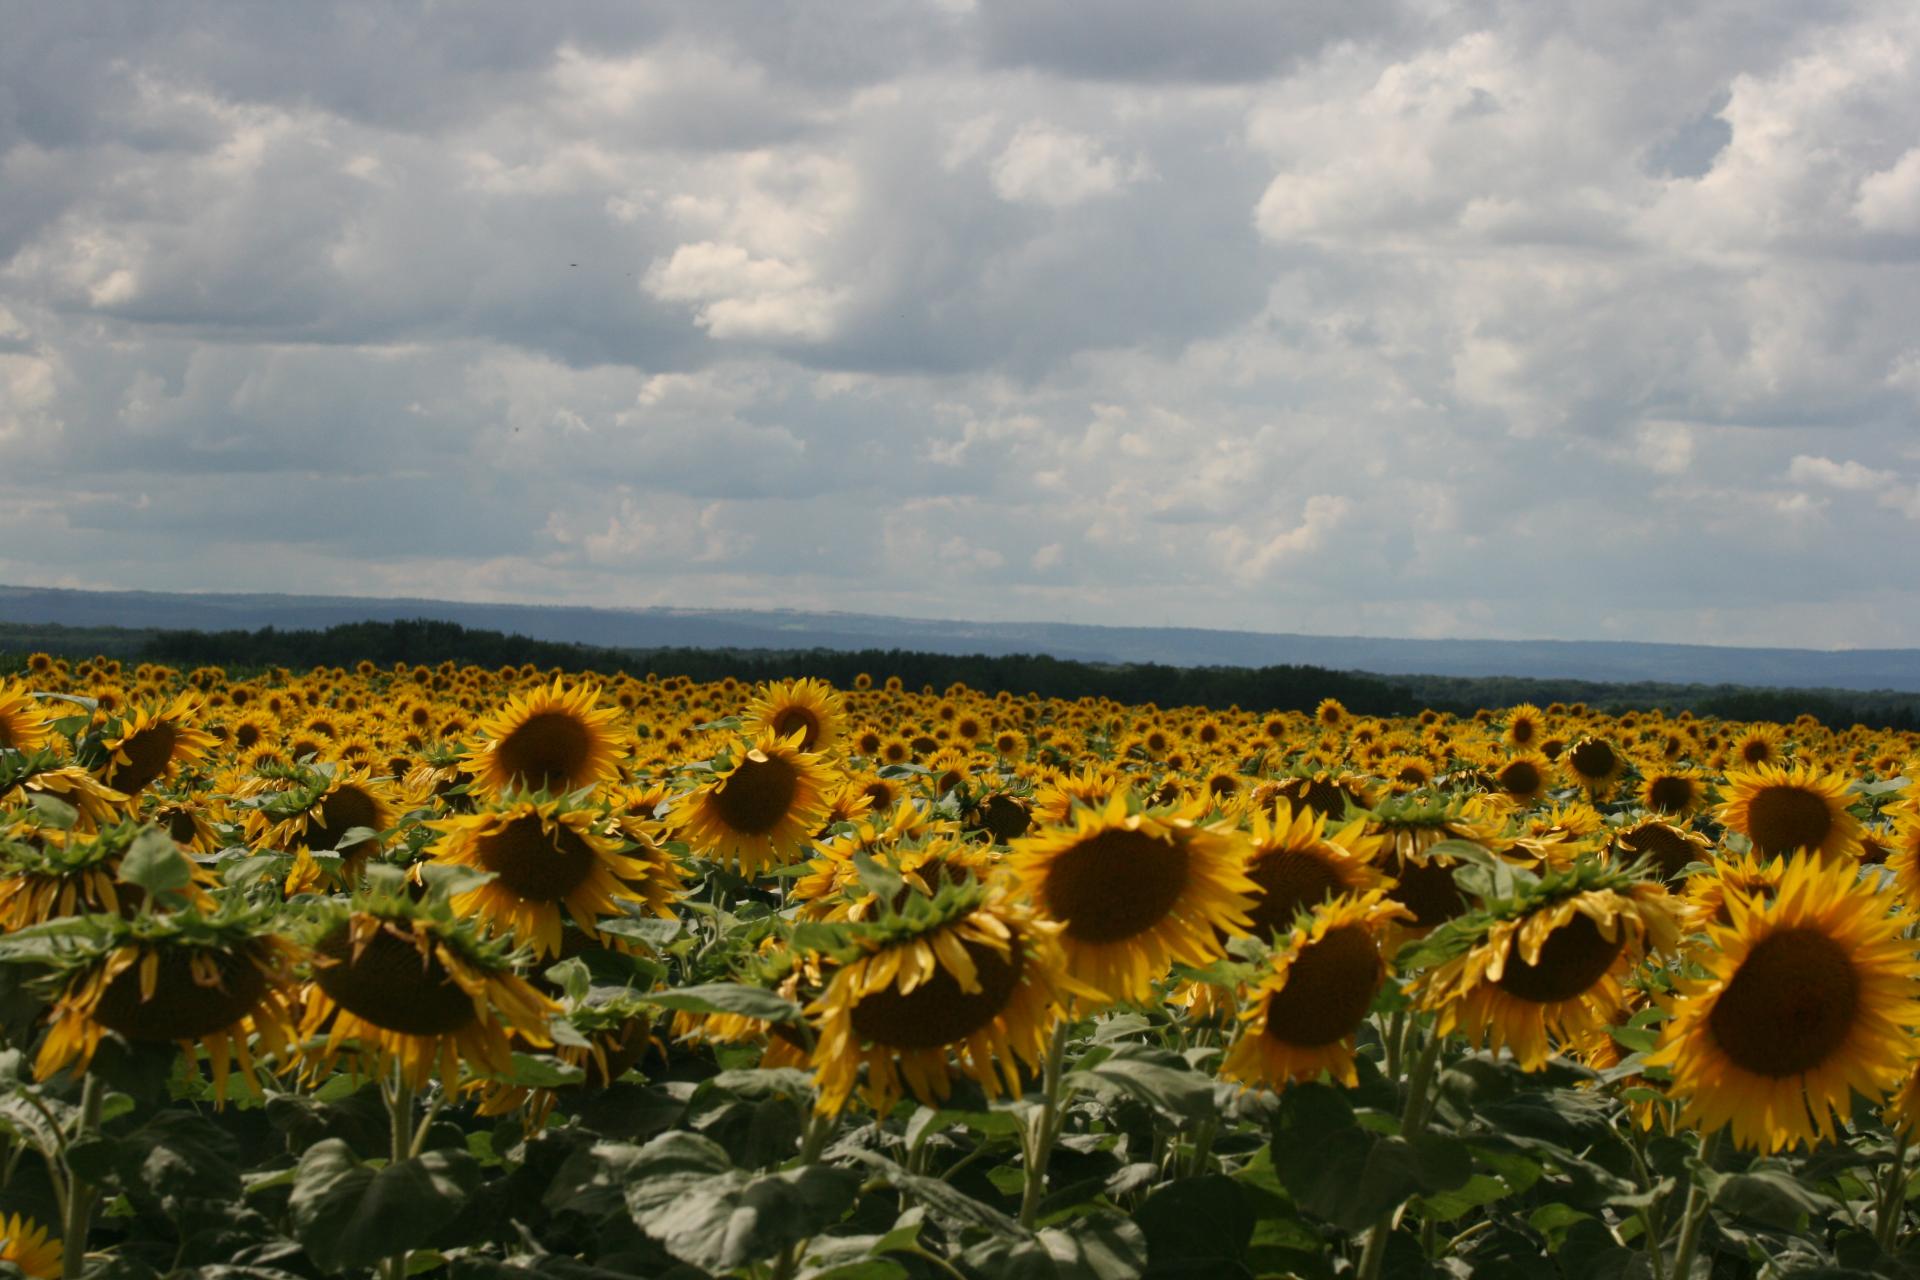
105 722 179 795
1495 913 1624 1003
1387 855 1469 929
849 933 1025 1049
1742 740 1772 765
978 794 1031 843
771 707 822 750
1645 776 1696 814
94 946 268 1042
1043 828 1191 943
308 787 383 855
1568 740 1617 780
1707 926 1858 1077
475 814 598 901
712 754 800 835
497 711 593 791
1280 778 1351 820
1618 824 1695 880
1262 925 1381 1047
1510 719 1537 746
1497 760 1542 796
1247 850 1348 936
1744 786 1833 856
314 924 478 1036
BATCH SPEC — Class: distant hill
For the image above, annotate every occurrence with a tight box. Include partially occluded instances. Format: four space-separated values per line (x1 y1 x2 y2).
6 583 1920 693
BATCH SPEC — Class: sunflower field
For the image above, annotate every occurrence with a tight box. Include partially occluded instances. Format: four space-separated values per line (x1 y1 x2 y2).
2 656 1919 1280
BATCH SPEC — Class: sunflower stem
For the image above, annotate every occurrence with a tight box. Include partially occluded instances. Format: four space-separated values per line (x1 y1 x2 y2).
1877 1135 1911 1254
1668 1129 1722 1280
1356 1024 1445 1280
1627 1127 1669 1280
771 1107 839 1280
385 1071 416 1280
60 1072 103 1280
1019 1018 1074 1230
1383 1009 1406 1080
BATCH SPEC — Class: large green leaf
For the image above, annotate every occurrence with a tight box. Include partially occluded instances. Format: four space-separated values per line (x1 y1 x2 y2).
288 1139 479 1273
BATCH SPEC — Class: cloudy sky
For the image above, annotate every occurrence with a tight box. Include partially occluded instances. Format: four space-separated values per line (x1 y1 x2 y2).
3 1 1918 648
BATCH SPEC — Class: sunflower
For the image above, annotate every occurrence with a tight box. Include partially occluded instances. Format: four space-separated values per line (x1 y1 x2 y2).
1415 861 1686 1070
1647 855 1920 1153
1240 803 1387 938
298 905 558 1091
240 764 402 891
93 692 218 797
0 679 56 752
669 730 835 876
1365 795 1514 935
1490 752 1553 804
1611 818 1712 882
1008 795 1255 1004
1717 764 1863 862
0 1213 60 1280
1683 851 1787 928
431 798 659 957
1255 770 1378 822
35 912 302 1100
1562 736 1626 799
1222 891 1409 1088
0 820 215 929
808 889 1081 1115
1638 767 1710 818
746 678 845 755
1504 704 1546 750
463 679 624 800
1731 725 1786 769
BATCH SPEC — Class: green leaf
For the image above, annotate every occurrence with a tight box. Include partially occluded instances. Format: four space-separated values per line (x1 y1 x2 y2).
1706 1164 1841 1230
640 983 804 1024
1067 1047 1215 1126
845 1149 1028 1239
288 1139 479 1273
1133 1175 1252 1266
850 849 906 905
620 1130 860 1271
118 827 192 901
595 915 682 947
543 957 592 1004
505 1053 587 1088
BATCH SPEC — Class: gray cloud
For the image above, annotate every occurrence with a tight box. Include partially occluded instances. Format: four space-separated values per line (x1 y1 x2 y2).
2 0 1918 647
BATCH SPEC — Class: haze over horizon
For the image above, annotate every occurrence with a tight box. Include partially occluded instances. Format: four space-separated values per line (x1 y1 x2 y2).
3 2 1918 648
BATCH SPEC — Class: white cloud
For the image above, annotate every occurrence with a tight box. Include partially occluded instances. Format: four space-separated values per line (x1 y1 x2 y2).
1788 454 1896 490
990 124 1131 206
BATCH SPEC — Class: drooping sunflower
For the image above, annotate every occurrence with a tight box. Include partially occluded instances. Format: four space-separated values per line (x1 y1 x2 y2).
93 692 219 797
1007 794 1256 1004
35 909 302 1100
0 819 215 929
669 730 835 876
1222 891 1410 1088
298 904 558 1091
1716 764 1863 862
238 763 403 892
1254 769 1379 823
431 797 659 957
0 1213 61 1280
462 679 625 800
1610 817 1712 882
746 678 845 755
1647 855 1920 1153
1240 803 1387 938
0 680 56 752
1365 795 1515 936
808 888 1082 1115
1414 860 1687 1071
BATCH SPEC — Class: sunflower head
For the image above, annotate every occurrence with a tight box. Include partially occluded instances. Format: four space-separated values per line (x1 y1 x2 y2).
0 680 57 753
0 818 217 929
1240 802 1387 939
1717 763 1863 863
806 883 1081 1115
88 692 218 798
298 894 559 1091
1647 855 1920 1153
1008 793 1256 1006
462 679 625 800
746 678 846 755
668 729 836 877
0 1212 61 1280
1610 817 1712 882
430 795 660 956
32 901 302 1101
1222 890 1409 1088
1410 856 1686 1071
1638 766 1709 818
